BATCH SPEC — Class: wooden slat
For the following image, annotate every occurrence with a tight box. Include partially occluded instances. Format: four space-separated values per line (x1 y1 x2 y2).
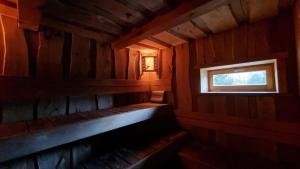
150 79 171 91
147 37 172 48
43 0 123 35
69 35 91 78
96 44 113 80
196 5 238 33
114 48 128 79
1 15 29 76
160 47 173 79
113 0 233 48
0 103 172 163
139 39 167 49
247 0 279 22
0 2 17 19
37 31 64 79
295 0 300 95
133 0 167 12
41 17 114 42
17 0 45 30
171 21 206 39
126 44 157 53
0 78 150 102
153 31 186 46
176 112 300 146
175 43 192 112
229 0 248 23
128 49 140 80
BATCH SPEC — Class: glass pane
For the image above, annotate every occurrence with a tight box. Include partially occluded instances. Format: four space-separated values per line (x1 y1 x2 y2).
213 70 267 86
145 57 154 71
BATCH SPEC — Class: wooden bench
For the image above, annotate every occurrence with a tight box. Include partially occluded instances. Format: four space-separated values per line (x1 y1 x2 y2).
0 103 172 163
81 131 189 169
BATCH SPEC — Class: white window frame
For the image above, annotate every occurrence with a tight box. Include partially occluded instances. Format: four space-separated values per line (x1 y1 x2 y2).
200 59 279 93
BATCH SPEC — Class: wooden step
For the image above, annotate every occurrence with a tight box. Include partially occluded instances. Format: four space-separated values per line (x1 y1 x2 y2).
0 103 172 163
81 131 189 169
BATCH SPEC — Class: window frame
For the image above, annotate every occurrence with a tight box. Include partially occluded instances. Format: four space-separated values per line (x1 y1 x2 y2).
200 59 279 93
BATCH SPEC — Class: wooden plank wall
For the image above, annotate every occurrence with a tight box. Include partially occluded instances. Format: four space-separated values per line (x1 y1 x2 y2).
175 11 300 163
113 47 174 106
0 16 150 168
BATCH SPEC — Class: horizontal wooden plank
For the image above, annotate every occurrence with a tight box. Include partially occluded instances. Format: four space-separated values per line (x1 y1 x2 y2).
176 112 300 146
0 103 172 162
0 77 150 102
112 0 232 48
150 80 172 91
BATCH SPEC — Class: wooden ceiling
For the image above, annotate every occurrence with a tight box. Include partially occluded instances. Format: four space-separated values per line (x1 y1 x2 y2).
0 0 295 51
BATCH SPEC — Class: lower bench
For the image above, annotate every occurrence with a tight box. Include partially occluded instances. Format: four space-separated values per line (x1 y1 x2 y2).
81 131 189 169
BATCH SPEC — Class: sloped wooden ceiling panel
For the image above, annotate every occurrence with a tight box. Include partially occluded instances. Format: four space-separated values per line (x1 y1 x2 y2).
139 39 167 49
247 0 279 22
153 31 187 46
133 0 167 12
171 21 206 39
193 5 238 33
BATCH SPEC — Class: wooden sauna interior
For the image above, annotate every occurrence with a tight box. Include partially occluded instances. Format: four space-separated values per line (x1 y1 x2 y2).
0 0 300 168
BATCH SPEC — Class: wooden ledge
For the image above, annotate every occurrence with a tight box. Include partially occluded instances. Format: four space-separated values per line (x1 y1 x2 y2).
0 103 172 163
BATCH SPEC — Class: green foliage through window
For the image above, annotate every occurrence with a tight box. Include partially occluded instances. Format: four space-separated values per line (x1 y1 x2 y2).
213 70 267 86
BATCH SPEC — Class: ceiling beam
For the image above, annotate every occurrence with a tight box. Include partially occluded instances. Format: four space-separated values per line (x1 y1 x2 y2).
112 0 232 49
41 17 115 42
17 0 46 31
136 42 159 51
147 37 172 48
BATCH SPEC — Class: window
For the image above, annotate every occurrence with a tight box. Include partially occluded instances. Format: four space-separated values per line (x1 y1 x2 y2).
142 56 158 72
200 60 278 93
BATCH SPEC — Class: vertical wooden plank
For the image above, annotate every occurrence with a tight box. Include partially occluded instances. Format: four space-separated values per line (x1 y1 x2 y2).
70 35 91 78
1 101 34 123
0 15 29 76
189 40 199 112
212 96 226 115
127 49 139 80
204 36 215 64
226 96 235 116
69 96 97 114
195 38 205 66
96 43 112 80
24 29 39 77
248 96 258 119
96 95 113 110
37 31 64 79
254 21 271 57
256 95 278 160
71 144 92 168
161 47 173 79
37 97 67 119
256 96 276 120
234 96 249 118
36 149 71 169
197 95 213 114
223 29 234 62
0 158 35 169
247 23 256 58
175 43 192 112
0 15 4 74
232 24 247 61
114 48 128 79
294 0 300 95
211 33 225 62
